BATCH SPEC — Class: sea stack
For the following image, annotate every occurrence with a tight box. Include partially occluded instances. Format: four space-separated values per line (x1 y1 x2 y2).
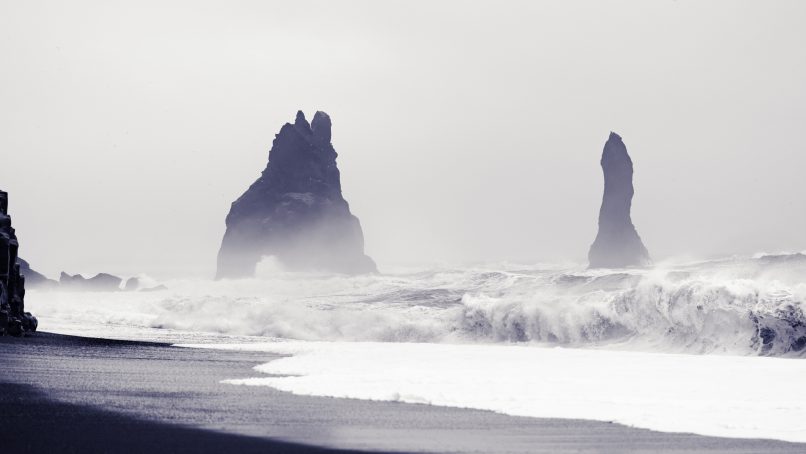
0 190 38 336
216 111 376 278
588 132 651 268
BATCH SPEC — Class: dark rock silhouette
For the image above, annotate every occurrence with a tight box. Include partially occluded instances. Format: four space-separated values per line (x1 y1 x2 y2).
59 272 123 292
17 258 58 288
588 132 651 268
216 110 376 279
0 190 38 336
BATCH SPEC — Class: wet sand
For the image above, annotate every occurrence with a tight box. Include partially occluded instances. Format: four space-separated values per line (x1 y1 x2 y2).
1 332 803 454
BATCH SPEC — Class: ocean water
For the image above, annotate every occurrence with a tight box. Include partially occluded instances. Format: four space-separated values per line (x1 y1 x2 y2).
28 253 806 442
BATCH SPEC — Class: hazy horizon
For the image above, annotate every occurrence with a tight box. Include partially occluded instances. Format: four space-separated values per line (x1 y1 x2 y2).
2 0 805 279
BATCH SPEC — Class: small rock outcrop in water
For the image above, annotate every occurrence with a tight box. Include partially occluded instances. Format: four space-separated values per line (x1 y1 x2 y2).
17 258 58 288
216 111 376 278
0 191 38 336
59 272 123 291
124 277 140 291
588 132 651 268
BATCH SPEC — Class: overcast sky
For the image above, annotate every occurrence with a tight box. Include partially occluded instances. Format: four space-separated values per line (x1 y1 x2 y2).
2 0 805 278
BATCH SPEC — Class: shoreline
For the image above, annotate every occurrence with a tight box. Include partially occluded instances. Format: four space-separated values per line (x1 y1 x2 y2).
1 332 804 453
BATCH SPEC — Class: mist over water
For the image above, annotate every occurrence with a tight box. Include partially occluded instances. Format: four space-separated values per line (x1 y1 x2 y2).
29 253 806 357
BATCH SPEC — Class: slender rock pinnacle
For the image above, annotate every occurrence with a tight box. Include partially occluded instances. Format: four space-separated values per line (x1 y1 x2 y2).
588 132 651 268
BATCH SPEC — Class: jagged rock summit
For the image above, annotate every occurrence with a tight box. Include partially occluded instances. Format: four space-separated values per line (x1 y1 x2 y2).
588 132 651 268
216 111 376 278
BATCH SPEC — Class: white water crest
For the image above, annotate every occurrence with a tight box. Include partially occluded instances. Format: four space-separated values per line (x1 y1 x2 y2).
28 253 806 356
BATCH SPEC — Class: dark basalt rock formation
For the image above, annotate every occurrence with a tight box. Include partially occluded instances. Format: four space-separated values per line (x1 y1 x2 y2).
0 191 38 336
59 272 123 292
216 110 376 278
588 132 651 268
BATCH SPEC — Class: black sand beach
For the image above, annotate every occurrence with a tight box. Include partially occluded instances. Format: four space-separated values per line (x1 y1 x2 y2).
1 332 803 454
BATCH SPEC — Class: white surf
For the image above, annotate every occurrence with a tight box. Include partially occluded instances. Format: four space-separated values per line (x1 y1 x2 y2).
28 253 806 443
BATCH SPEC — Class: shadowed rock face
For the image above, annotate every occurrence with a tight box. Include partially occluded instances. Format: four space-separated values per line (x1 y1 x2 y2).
588 132 650 268
216 111 376 279
0 190 38 336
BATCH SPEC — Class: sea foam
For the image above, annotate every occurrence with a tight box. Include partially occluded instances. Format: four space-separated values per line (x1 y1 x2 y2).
178 340 806 443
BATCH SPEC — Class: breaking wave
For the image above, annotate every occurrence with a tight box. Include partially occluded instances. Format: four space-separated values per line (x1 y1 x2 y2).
28 254 806 356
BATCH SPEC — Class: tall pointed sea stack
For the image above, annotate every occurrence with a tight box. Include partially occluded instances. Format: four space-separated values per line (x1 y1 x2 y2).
588 132 650 268
216 111 376 279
